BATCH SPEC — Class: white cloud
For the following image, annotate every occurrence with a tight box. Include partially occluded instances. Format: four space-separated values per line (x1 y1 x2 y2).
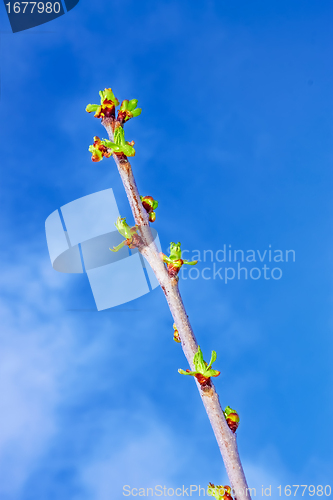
0 253 75 497
80 421 181 500
0 248 173 498
0 246 329 499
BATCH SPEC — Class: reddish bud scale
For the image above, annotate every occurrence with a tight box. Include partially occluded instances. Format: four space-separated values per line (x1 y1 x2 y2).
184 370 211 387
117 109 132 123
226 413 239 433
167 259 183 278
141 196 157 222
125 233 143 250
91 137 112 162
226 418 239 433
95 99 115 118
195 373 212 387
113 152 128 161
97 144 110 156
142 200 154 214
91 153 100 163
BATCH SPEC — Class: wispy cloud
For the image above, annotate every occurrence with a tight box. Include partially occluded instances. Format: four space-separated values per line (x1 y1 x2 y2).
0 253 73 498
79 419 182 500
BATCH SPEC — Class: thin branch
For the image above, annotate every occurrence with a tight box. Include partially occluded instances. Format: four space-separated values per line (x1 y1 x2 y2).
102 117 251 500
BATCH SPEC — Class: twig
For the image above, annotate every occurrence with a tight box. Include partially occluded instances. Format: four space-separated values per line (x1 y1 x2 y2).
100 116 252 500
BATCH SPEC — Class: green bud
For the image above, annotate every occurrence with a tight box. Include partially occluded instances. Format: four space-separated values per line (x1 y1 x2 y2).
224 406 235 418
131 108 142 118
88 144 103 162
128 99 138 111
110 216 141 252
114 126 125 146
120 100 129 111
169 242 182 260
112 127 136 156
224 406 240 433
102 140 114 148
99 88 119 105
86 104 99 113
114 216 134 239
121 144 135 156
178 346 220 386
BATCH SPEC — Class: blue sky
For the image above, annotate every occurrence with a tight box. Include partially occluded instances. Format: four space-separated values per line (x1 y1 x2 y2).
0 1 332 498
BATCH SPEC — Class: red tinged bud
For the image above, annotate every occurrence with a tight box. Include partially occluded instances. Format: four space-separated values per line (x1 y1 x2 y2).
182 369 219 387
95 99 116 118
208 483 235 500
179 347 220 389
89 136 112 162
226 413 239 433
140 196 158 223
117 110 128 123
166 259 183 278
173 323 181 343
224 406 240 433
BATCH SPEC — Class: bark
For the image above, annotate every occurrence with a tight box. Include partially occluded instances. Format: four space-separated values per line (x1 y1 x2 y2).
102 117 251 500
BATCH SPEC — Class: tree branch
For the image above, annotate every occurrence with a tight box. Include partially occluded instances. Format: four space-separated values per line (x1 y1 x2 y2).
101 117 251 500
